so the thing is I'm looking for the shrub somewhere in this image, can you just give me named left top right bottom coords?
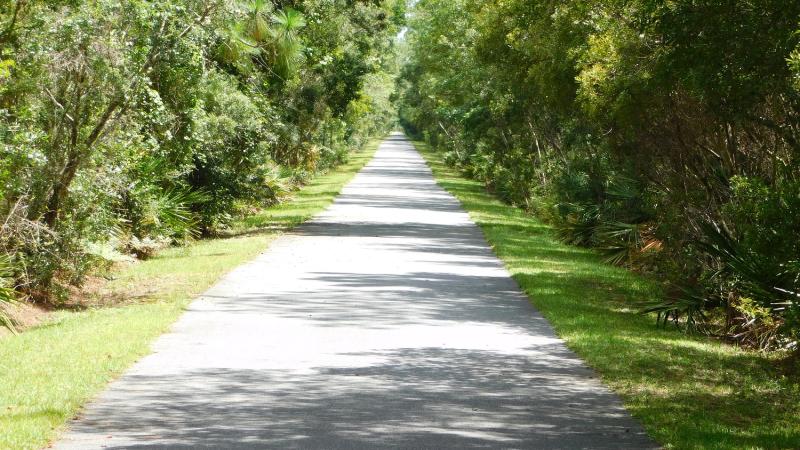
left=0, top=253, right=17, bottom=332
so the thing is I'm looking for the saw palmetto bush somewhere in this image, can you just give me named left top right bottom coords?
left=126, top=187, right=208, bottom=242
left=696, top=221, right=800, bottom=350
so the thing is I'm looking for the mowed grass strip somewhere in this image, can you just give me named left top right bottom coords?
left=0, top=140, right=380, bottom=450
left=414, top=140, right=800, bottom=450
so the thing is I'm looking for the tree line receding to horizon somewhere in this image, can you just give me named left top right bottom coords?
left=397, top=0, right=800, bottom=355
left=0, top=0, right=404, bottom=325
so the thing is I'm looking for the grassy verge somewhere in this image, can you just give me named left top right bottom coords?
left=414, top=140, right=800, bottom=449
left=0, top=140, right=380, bottom=450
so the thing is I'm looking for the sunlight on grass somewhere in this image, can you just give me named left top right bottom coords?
left=0, top=140, right=380, bottom=450
left=415, top=140, right=800, bottom=450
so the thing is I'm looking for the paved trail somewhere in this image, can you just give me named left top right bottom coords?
left=57, top=134, right=654, bottom=449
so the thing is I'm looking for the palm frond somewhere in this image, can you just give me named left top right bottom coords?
left=641, top=284, right=708, bottom=332
left=271, top=8, right=306, bottom=34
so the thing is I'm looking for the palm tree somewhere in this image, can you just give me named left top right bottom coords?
left=218, top=3, right=306, bottom=81
left=265, top=8, right=306, bottom=80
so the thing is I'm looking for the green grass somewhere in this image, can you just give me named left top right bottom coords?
left=414, top=141, right=800, bottom=450
left=0, top=140, right=380, bottom=450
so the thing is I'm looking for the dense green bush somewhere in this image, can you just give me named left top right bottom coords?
left=398, top=0, right=800, bottom=352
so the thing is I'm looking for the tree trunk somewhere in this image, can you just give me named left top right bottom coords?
left=42, top=149, right=82, bottom=228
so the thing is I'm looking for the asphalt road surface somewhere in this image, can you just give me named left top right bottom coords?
left=55, top=133, right=654, bottom=449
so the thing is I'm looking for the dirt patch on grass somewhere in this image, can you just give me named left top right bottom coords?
left=1, top=260, right=157, bottom=337
left=66, top=274, right=125, bottom=308
left=0, top=301, right=54, bottom=337
left=68, top=272, right=182, bottom=309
